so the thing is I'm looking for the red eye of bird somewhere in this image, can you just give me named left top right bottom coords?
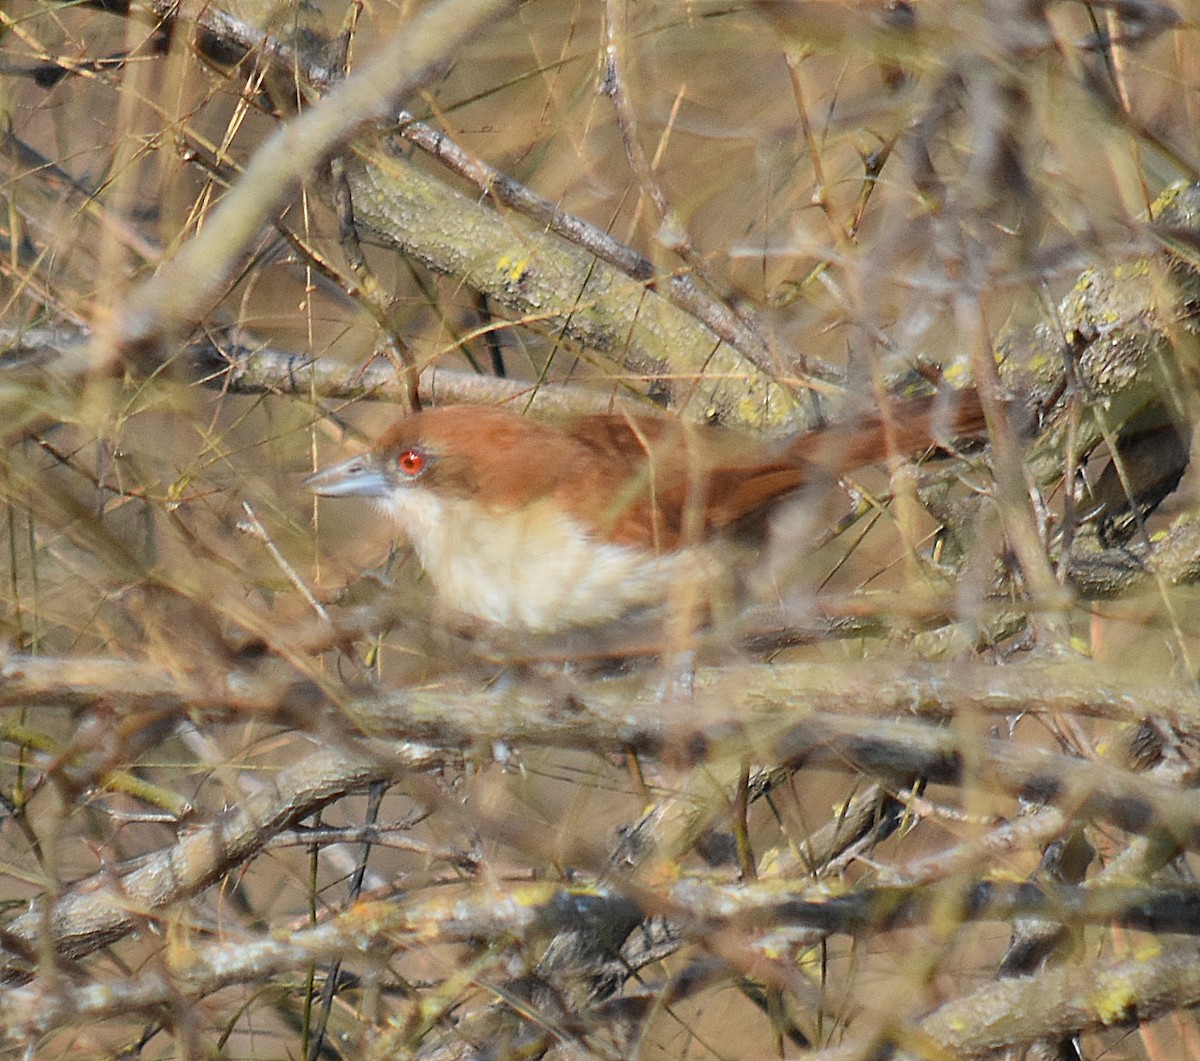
left=396, top=448, right=426, bottom=477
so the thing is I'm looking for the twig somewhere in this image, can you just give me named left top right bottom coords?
left=238, top=501, right=329, bottom=622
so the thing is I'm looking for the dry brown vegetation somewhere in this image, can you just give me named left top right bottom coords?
left=4, top=0, right=1200, bottom=1058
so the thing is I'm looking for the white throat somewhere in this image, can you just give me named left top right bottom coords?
left=377, top=488, right=714, bottom=634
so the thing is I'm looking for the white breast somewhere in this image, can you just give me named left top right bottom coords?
left=378, top=489, right=717, bottom=633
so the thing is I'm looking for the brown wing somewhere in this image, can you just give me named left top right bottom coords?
left=561, top=411, right=825, bottom=550
left=559, top=412, right=700, bottom=550
left=704, top=390, right=990, bottom=533
left=566, top=391, right=990, bottom=549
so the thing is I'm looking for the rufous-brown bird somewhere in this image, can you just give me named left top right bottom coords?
left=304, top=394, right=989, bottom=648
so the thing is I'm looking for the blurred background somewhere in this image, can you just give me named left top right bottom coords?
left=2, top=1, right=1200, bottom=1058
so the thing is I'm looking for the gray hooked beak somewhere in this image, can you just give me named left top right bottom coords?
left=303, top=454, right=391, bottom=498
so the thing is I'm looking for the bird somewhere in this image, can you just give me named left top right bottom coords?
left=304, top=393, right=990, bottom=653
